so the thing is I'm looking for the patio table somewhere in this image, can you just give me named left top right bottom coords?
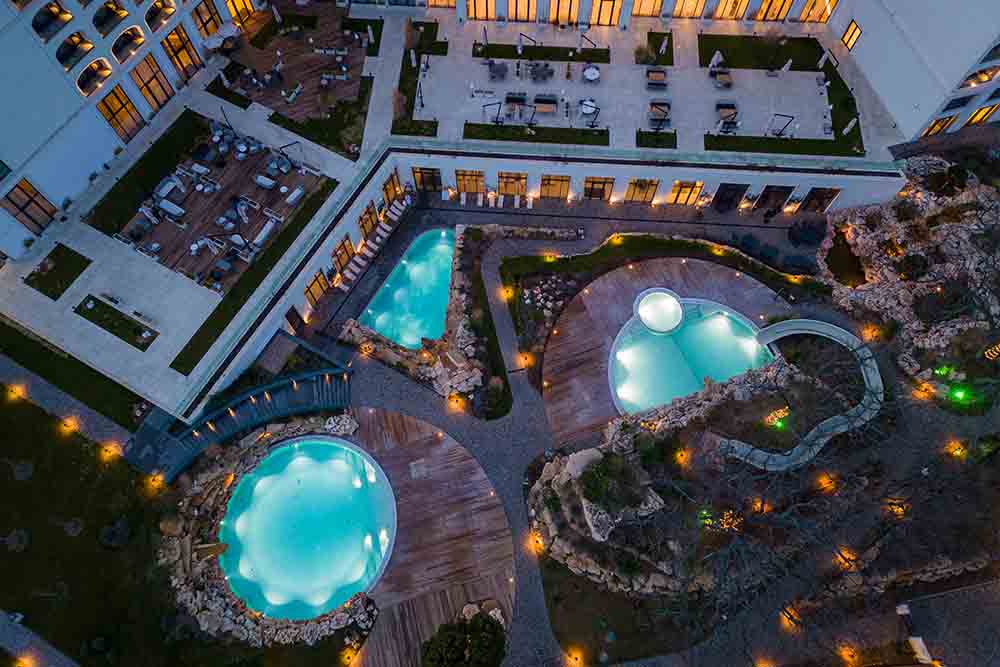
left=580, top=98, right=598, bottom=115
left=582, top=65, right=600, bottom=82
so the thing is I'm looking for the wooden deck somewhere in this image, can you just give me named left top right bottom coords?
left=346, top=408, right=515, bottom=667
left=119, top=146, right=321, bottom=293
left=542, top=258, right=794, bottom=447
left=233, top=3, right=366, bottom=123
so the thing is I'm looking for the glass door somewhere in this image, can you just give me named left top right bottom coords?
left=672, top=0, right=703, bottom=18
left=589, top=0, right=621, bottom=25
left=799, top=0, right=838, bottom=23
left=468, top=0, right=496, bottom=20
left=755, top=0, right=792, bottom=21
left=225, top=0, right=253, bottom=25
left=714, top=0, right=747, bottom=19
left=549, top=0, right=577, bottom=23
left=631, top=0, right=660, bottom=17
left=508, top=0, right=536, bottom=21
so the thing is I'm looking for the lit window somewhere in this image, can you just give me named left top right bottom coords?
left=2, top=179, right=57, bottom=235
left=942, top=95, right=975, bottom=112
left=921, top=115, right=958, bottom=137
left=665, top=180, right=703, bottom=206
left=624, top=178, right=659, bottom=204
left=539, top=175, right=569, bottom=199
left=960, top=65, right=1000, bottom=89
left=97, top=85, right=145, bottom=143
left=965, top=104, right=1000, bottom=127
left=583, top=176, right=614, bottom=200
left=841, top=20, right=861, bottom=51
left=799, top=0, right=837, bottom=23
left=412, top=168, right=442, bottom=192
left=498, top=172, right=527, bottom=196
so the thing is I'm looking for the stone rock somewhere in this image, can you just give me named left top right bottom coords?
left=636, top=489, right=665, bottom=518
left=194, top=542, right=228, bottom=560
left=324, top=414, right=359, bottom=436
left=196, top=610, right=223, bottom=634
left=582, top=499, right=618, bottom=542
left=159, top=513, right=184, bottom=537
left=488, top=607, right=505, bottom=629
left=265, top=423, right=286, bottom=435
left=461, top=603, right=480, bottom=621
left=555, top=449, right=603, bottom=486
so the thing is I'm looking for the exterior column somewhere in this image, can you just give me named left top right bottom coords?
left=457, top=0, right=468, bottom=22
left=660, top=0, right=677, bottom=18
left=536, top=0, right=550, bottom=23
left=617, top=0, right=634, bottom=29
left=787, top=0, right=810, bottom=22
left=577, top=0, right=593, bottom=25
left=745, top=0, right=765, bottom=21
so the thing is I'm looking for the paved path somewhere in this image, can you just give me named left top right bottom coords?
left=720, top=318, right=885, bottom=471
left=0, top=354, right=131, bottom=445
left=0, top=611, right=78, bottom=667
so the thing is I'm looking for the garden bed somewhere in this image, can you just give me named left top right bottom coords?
left=474, top=42, right=610, bottom=63
left=170, top=179, right=337, bottom=375
left=341, top=17, right=383, bottom=56
left=268, top=76, right=372, bottom=159
left=697, top=34, right=825, bottom=71
left=464, top=123, right=609, bottom=146
left=87, top=110, right=209, bottom=236
left=391, top=21, right=446, bottom=137
left=74, top=295, right=159, bottom=351
left=635, top=31, right=673, bottom=66
left=24, top=243, right=91, bottom=300
left=636, top=130, right=677, bottom=149
left=205, top=75, right=251, bottom=109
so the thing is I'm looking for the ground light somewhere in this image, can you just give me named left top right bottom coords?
left=948, top=385, right=973, bottom=404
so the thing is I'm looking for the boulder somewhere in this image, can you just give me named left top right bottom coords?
left=159, top=513, right=184, bottom=537
left=196, top=610, right=223, bottom=634
left=461, top=603, right=480, bottom=621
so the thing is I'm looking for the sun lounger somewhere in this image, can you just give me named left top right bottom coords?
left=513, top=195, right=520, bottom=208
left=646, top=68, right=668, bottom=90
left=344, top=266, right=358, bottom=281
left=477, top=192, right=484, bottom=207
left=497, top=194, right=505, bottom=207
left=377, top=221, right=392, bottom=234
left=527, top=196, right=534, bottom=209
left=441, top=190, right=451, bottom=202
left=360, top=246, right=376, bottom=259
left=460, top=192, right=467, bottom=205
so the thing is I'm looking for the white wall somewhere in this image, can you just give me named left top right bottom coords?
left=834, top=0, right=1000, bottom=139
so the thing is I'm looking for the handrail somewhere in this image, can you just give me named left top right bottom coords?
left=177, top=366, right=351, bottom=439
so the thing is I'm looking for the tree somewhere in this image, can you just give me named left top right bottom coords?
left=422, top=614, right=506, bottom=667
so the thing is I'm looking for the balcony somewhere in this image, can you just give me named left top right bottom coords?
left=32, top=1, right=74, bottom=42
left=144, top=0, right=175, bottom=32
left=93, top=0, right=128, bottom=37
left=77, top=58, right=112, bottom=96
left=111, top=26, right=144, bottom=62
left=56, top=31, right=94, bottom=70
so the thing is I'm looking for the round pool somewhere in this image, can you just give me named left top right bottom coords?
left=218, top=436, right=397, bottom=620
left=609, top=296, right=773, bottom=415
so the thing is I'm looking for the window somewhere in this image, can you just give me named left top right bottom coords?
left=714, top=0, right=748, bottom=20
left=192, top=0, right=222, bottom=37
left=358, top=202, right=379, bottom=240
left=467, top=0, right=496, bottom=20
left=841, top=20, right=861, bottom=51
left=754, top=0, right=790, bottom=21
left=539, top=175, right=569, bottom=199
left=498, top=172, right=527, bottom=196
left=961, top=65, right=1000, bottom=89
left=590, top=0, right=622, bottom=26
left=93, top=0, right=128, bottom=38
left=77, top=58, right=112, bottom=96
left=428, top=0, right=455, bottom=6
left=548, top=0, right=577, bottom=23
left=161, top=24, right=202, bottom=82
left=624, top=179, right=659, bottom=204
left=111, top=26, right=144, bottom=63
left=412, top=168, right=442, bottom=192
left=942, top=95, right=975, bottom=112
left=672, top=0, right=703, bottom=18
left=799, top=0, right=837, bottom=23
left=982, top=42, right=1000, bottom=64
left=382, top=170, right=402, bottom=206
left=97, top=85, right=145, bottom=142
left=32, top=1, right=73, bottom=42
left=456, top=170, right=485, bottom=193
left=130, top=53, right=174, bottom=111
left=665, top=180, right=703, bottom=206
left=508, top=0, right=536, bottom=21
left=333, top=235, right=355, bottom=272
left=800, top=187, right=841, bottom=213
left=631, top=0, right=660, bottom=18
left=965, top=104, right=1000, bottom=127
left=56, top=31, right=94, bottom=70
left=145, top=0, right=175, bottom=32
left=583, top=177, right=614, bottom=200
left=225, top=0, right=253, bottom=25
left=921, top=115, right=958, bottom=137
left=2, top=180, right=57, bottom=235
left=304, top=271, right=329, bottom=308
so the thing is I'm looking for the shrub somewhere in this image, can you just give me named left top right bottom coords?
left=894, top=254, right=930, bottom=281
left=912, top=282, right=970, bottom=325
left=580, top=454, right=643, bottom=512
left=422, top=614, right=506, bottom=667
left=863, top=211, right=884, bottom=230
left=782, top=255, right=818, bottom=275
left=893, top=199, right=920, bottom=222
left=759, top=244, right=779, bottom=265
left=924, top=166, right=968, bottom=197
left=634, top=44, right=654, bottom=65
left=788, top=218, right=826, bottom=247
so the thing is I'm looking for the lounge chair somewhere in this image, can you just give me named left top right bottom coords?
left=477, top=192, right=484, bottom=207
left=513, top=195, right=521, bottom=208
left=497, top=194, right=505, bottom=207
left=646, top=68, right=668, bottom=90
left=460, top=192, right=467, bottom=205
left=526, top=196, right=534, bottom=210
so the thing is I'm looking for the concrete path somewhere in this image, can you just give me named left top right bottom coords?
left=361, top=16, right=407, bottom=156
left=0, top=611, right=78, bottom=667
left=719, top=318, right=885, bottom=471
left=0, top=354, right=132, bottom=445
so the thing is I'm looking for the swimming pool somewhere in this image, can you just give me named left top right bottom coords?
left=218, top=436, right=396, bottom=620
left=609, top=289, right=773, bottom=415
left=360, top=228, right=455, bottom=349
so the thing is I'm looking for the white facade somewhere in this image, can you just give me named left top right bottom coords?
left=0, top=0, right=248, bottom=258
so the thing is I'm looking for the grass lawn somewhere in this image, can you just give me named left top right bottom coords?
left=24, top=243, right=91, bottom=300
left=0, top=393, right=364, bottom=666
left=464, top=123, right=609, bottom=145
left=269, top=76, right=373, bottom=159
left=87, top=110, right=209, bottom=236
left=248, top=13, right=318, bottom=49
left=463, top=229, right=512, bottom=420
left=539, top=557, right=702, bottom=664
left=636, top=129, right=677, bottom=149
left=170, top=179, right=337, bottom=375
left=637, top=32, right=673, bottom=66
left=697, top=36, right=864, bottom=157
left=475, top=43, right=611, bottom=64
left=390, top=23, right=446, bottom=137
left=205, top=75, right=251, bottom=109
left=342, top=17, right=383, bottom=56
left=0, top=317, right=141, bottom=428
left=74, top=296, right=159, bottom=351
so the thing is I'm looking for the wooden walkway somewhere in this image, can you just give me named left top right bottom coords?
left=347, top=408, right=515, bottom=667
left=542, top=257, right=794, bottom=447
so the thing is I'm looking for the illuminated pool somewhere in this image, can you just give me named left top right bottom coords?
left=609, top=289, right=773, bottom=414
left=360, top=228, right=455, bottom=349
left=218, top=436, right=396, bottom=620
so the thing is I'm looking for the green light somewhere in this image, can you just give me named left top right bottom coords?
left=949, top=386, right=971, bottom=403
left=934, top=366, right=951, bottom=376
left=773, top=419, right=785, bottom=430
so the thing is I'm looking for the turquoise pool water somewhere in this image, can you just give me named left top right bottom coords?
left=218, top=437, right=396, bottom=620
left=360, top=228, right=455, bottom=349
left=609, top=301, right=773, bottom=415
